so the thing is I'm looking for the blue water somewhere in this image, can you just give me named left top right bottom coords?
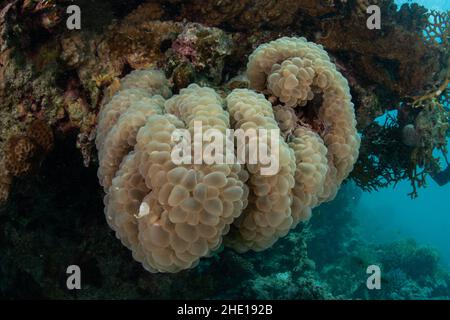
left=396, top=0, right=450, bottom=11
left=356, top=0, right=450, bottom=270
left=356, top=157, right=450, bottom=269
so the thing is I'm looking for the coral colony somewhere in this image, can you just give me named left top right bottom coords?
left=96, top=37, right=359, bottom=272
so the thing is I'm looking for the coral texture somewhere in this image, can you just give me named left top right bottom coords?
left=4, top=119, right=54, bottom=177
left=224, top=89, right=296, bottom=252
left=96, top=37, right=360, bottom=272
left=247, top=37, right=360, bottom=203
left=5, top=135, right=38, bottom=176
left=1, top=0, right=449, bottom=298
left=0, top=160, right=11, bottom=203
left=0, top=0, right=445, bottom=205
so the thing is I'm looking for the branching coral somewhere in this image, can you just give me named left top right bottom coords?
left=406, top=102, right=449, bottom=197
left=96, top=37, right=360, bottom=272
left=351, top=119, right=405, bottom=193
left=423, top=10, right=449, bottom=47
left=352, top=100, right=449, bottom=198
left=414, top=10, right=449, bottom=107
left=351, top=8, right=449, bottom=197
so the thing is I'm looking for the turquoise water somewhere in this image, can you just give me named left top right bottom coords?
left=396, top=0, right=450, bottom=11
left=356, top=0, right=450, bottom=270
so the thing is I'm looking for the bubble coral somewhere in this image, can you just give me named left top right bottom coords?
left=247, top=37, right=360, bottom=203
left=96, top=37, right=360, bottom=272
left=98, top=72, right=248, bottom=272
left=224, top=89, right=296, bottom=252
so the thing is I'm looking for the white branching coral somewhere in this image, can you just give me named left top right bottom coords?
left=96, top=36, right=360, bottom=273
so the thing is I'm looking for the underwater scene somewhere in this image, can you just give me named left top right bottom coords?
left=0, top=0, right=449, bottom=301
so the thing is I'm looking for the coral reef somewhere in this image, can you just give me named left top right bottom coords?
left=1, top=0, right=448, bottom=202
left=304, top=183, right=450, bottom=300
left=318, top=1, right=441, bottom=97
left=0, top=135, right=327, bottom=298
left=166, top=23, right=233, bottom=89
left=0, top=0, right=449, bottom=298
left=3, top=151, right=450, bottom=299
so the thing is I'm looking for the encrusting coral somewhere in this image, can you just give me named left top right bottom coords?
left=4, top=119, right=54, bottom=177
left=0, top=119, right=53, bottom=205
left=96, top=37, right=360, bottom=272
left=5, top=135, right=38, bottom=176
